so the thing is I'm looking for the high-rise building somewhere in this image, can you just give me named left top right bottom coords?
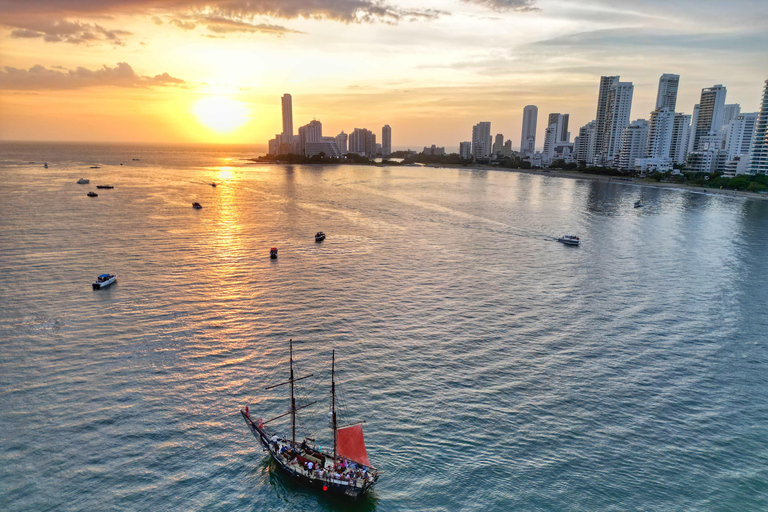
left=547, top=113, right=570, bottom=144
left=602, top=81, right=634, bottom=163
left=472, top=122, right=492, bottom=159
left=492, top=134, right=504, bottom=155
left=722, top=113, right=758, bottom=160
left=349, top=128, right=376, bottom=157
left=281, top=94, right=294, bottom=141
left=670, top=113, right=691, bottom=165
left=721, top=104, right=741, bottom=128
left=618, top=119, right=649, bottom=171
left=459, top=141, right=472, bottom=160
left=520, top=105, right=538, bottom=155
left=688, top=104, right=700, bottom=155
left=592, top=75, right=619, bottom=163
left=575, top=121, right=596, bottom=164
left=542, top=122, right=558, bottom=163
left=503, top=139, right=512, bottom=157
left=748, top=79, right=768, bottom=174
left=692, top=84, right=727, bottom=151
left=336, top=131, right=348, bottom=155
left=647, top=108, right=676, bottom=160
left=297, top=119, right=322, bottom=155
left=382, top=125, right=392, bottom=156
left=655, top=74, right=680, bottom=111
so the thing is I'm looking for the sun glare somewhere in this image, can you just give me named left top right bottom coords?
left=192, top=97, right=250, bottom=133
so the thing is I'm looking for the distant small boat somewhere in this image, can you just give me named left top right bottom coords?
left=92, top=273, right=116, bottom=289
left=270, top=247, right=278, bottom=259
left=96, top=185, right=114, bottom=189
left=87, top=191, right=98, bottom=197
left=634, top=200, right=643, bottom=208
left=210, top=183, right=217, bottom=187
left=192, top=202, right=203, bottom=209
left=557, top=235, right=580, bottom=246
left=90, top=166, right=101, bottom=169
left=77, top=178, right=90, bottom=184
left=315, top=232, right=326, bottom=242
left=132, top=158, right=140, bottom=161
left=44, top=163, right=48, bottom=168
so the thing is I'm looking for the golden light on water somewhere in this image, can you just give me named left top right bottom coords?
left=192, top=97, right=250, bottom=133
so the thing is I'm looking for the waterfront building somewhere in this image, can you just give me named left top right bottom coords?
left=422, top=145, right=445, bottom=156
left=688, top=104, right=700, bottom=155
left=722, top=112, right=758, bottom=160
left=520, top=105, right=537, bottom=155
left=602, top=81, right=634, bottom=164
left=472, top=122, right=492, bottom=159
left=655, top=73, right=680, bottom=111
left=647, top=107, right=676, bottom=160
left=492, top=134, right=504, bottom=156
left=542, top=123, right=558, bottom=163
left=305, top=138, right=342, bottom=158
left=692, top=84, right=727, bottom=152
left=591, top=75, right=619, bottom=164
left=617, top=119, right=649, bottom=171
left=670, top=113, right=691, bottom=165
left=575, top=121, right=596, bottom=164
left=459, top=141, right=472, bottom=159
left=349, top=128, right=376, bottom=157
left=297, top=120, right=322, bottom=156
left=281, top=94, right=294, bottom=142
left=336, top=131, right=348, bottom=155
left=382, top=125, right=391, bottom=156
left=503, top=139, right=512, bottom=157
left=748, top=79, right=768, bottom=174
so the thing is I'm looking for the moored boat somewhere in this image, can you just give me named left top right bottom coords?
left=77, top=178, right=90, bottom=184
left=192, top=202, right=203, bottom=209
left=89, top=166, right=101, bottom=169
left=92, top=273, right=116, bottom=289
left=241, top=340, right=379, bottom=499
left=44, top=163, right=48, bottom=168
left=270, top=247, right=278, bottom=259
left=96, top=185, right=114, bottom=189
left=557, top=235, right=580, bottom=245
left=87, top=191, right=98, bottom=197
left=315, top=232, right=326, bottom=242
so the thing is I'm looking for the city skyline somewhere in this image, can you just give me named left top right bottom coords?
left=1, top=1, right=767, bottom=147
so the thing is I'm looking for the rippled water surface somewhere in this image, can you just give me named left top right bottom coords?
left=1, top=142, right=767, bottom=511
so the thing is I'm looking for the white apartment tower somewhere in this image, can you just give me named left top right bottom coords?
left=547, top=113, right=570, bottom=143
left=602, top=81, right=634, bottom=163
left=575, top=121, right=597, bottom=164
left=382, top=125, right=392, bottom=156
left=520, top=105, right=538, bottom=155
left=670, top=113, right=692, bottom=165
left=721, top=104, right=741, bottom=128
left=692, top=84, right=727, bottom=151
left=656, top=74, right=680, bottom=111
left=281, top=94, right=294, bottom=141
left=748, top=79, right=768, bottom=174
left=459, top=141, right=472, bottom=160
left=723, top=113, right=758, bottom=160
left=591, top=75, right=619, bottom=164
left=647, top=108, right=676, bottom=160
left=472, top=122, right=492, bottom=159
left=618, top=119, right=649, bottom=171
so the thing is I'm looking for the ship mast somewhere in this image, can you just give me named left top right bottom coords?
left=332, top=349, right=337, bottom=461
left=290, top=338, right=296, bottom=447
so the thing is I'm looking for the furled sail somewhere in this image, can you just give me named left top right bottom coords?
left=336, top=424, right=371, bottom=466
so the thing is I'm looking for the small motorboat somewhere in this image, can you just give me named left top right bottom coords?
left=44, top=163, right=48, bottom=168
left=634, top=200, right=643, bottom=208
left=96, top=185, right=114, bottom=189
left=132, top=158, right=140, bottom=161
left=89, top=166, right=101, bottom=169
left=315, top=232, right=326, bottom=242
left=270, top=247, right=278, bottom=259
left=557, top=235, right=580, bottom=246
left=77, top=178, right=90, bottom=184
left=192, top=202, right=203, bottom=209
left=87, top=191, right=98, bottom=197
left=210, top=183, right=217, bottom=187
left=92, top=274, right=116, bottom=289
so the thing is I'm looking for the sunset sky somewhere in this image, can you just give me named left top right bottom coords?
left=1, top=0, right=767, bottom=149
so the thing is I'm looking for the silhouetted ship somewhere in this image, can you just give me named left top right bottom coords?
left=241, top=340, right=379, bottom=498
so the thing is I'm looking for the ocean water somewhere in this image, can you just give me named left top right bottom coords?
left=1, top=142, right=766, bottom=512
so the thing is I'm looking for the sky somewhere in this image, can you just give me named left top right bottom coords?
left=1, top=0, right=767, bottom=150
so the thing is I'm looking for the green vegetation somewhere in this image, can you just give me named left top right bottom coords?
left=647, top=171, right=768, bottom=192
left=403, top=153, right=472, bottom=165
left=252, top=153, right=404, bottom=166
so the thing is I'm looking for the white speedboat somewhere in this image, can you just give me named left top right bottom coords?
left=557, top=235, right=580, bottom=246
left=93, top=274, right=116, bottom=289
left=77, top=178, right=90, bottom=184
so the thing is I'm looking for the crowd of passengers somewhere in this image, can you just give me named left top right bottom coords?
left=272, top=439, right=372, bottom=484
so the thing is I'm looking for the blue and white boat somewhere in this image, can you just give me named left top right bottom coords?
left=92, top=274, right=116, bottom=289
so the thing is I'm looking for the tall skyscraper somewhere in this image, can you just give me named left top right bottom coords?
left=655, top=74, right=680, bottom=111
left=602, top=81, right=634, bottom=162
left=520, top=105, right=538, bottom=155
left=647, top=108, right=675, bottom=160
left=748, top=79, right=768, bottom=174
left=592, top=75, right=619, bottom=164
left=281, top=94, right=293, bottom=141
left=547, top=113, right=570, bottom=144
left=692, top=84, right=727, bottom=151
left=721, top=104, right=741, bottom=128
left=670, top=113, right=692, bottom=165
left=722, top=113, right=758, bottom=160
left=492, top=134, right=504, bottom=155
left=382, top=125, right=391, bottom=156
left=618, top=119, right=649, bottom=171
left=349, top=128, right=376, bottom=157
left=688, top=104, right=700, bottom=155
left=472, top=122, right=492, bottom=159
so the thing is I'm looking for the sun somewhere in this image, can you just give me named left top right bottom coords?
left=192, top=96, right=250, bottom=133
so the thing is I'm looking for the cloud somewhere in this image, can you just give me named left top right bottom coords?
left=461, top=0, right=538, bottom=12
left=0, top=0, right=445, bottom=44
left=0, top=62, right=186, bottom=90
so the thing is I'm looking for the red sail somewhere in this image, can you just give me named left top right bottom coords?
left=336, top=424, right=371, bottom=467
